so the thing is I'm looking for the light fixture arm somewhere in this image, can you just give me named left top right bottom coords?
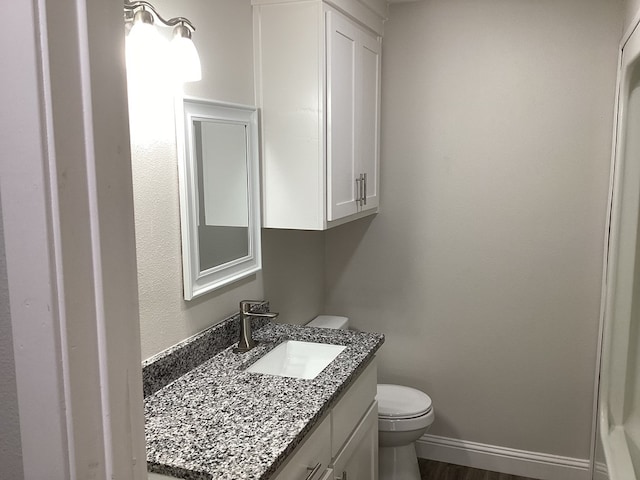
left=124, top=0, right=196, bottom=31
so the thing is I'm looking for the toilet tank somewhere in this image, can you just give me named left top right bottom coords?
left=307, top=315, right=349, bottom=330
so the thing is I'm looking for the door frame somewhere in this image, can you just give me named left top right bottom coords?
left=1, top=0, right=147, bottom=478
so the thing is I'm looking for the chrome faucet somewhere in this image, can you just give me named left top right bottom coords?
left=234, top=300, right=279, bottom=353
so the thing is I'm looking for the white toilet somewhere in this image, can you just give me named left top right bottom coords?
left=307, top=315, right=435, bottom=480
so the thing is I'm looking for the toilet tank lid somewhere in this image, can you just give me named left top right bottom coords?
left=307, top=315, right=349, bottom=330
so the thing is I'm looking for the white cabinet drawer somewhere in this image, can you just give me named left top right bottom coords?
left=273, top=414, right=331, bottom=480
left=331, top=359, right=377, bottom=457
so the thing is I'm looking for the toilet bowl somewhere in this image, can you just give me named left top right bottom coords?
left=377, top=384, right=434, bottom=480
left=307, top=315, right=435, bottom=480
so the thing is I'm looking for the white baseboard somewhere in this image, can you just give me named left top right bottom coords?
left=415, top=434, right=591, bottom=480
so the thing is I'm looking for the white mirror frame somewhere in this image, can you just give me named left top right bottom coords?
left=175, top=97, right=261, bottom=300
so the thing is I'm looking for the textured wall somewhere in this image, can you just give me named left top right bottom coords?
left=131, top=0, right=263, bottom=360
left=132, top=0, right=325, bottom=359
left=325, top=0, right=622, bottom=459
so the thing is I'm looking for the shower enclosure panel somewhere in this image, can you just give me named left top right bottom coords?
left=598, top=19, right=640, bottom=480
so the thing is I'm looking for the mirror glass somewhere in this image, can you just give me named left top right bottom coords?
left=195, top=121, right=249, bottom=270
left=176, top=98, right=261, bottom=300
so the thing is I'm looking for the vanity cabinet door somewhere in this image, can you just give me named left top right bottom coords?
left=331, top=359, right=377, bottom=457
left=332, top=402, right=378, bottom=480
left=272, top=415, right=331, bottom=480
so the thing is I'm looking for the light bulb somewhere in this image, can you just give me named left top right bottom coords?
left=171, top=24, right=202, bottom=83
left=126, top=9, right=167, bottom=82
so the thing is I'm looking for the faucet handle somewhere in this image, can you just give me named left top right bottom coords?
left=239, top=300, right=267, bottom=314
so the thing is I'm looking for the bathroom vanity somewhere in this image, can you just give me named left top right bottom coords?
left=270, top=360, right=378, bottom=480
left=143, top=316, right=384, bottom=480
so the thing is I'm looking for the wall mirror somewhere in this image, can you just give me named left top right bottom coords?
left=176, top=98, right=261, bottom=300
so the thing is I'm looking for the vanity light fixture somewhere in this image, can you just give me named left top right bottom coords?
left=124, top=0, right=202, bottom=82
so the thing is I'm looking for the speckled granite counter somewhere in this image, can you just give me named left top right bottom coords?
left=144, top=317, right=384, bottom=480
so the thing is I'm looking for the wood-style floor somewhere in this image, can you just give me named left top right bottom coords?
left=418, top=459, right=540, bottom=480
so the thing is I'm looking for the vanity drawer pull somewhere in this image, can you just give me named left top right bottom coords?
left=305, top=462, right=322, bottom=480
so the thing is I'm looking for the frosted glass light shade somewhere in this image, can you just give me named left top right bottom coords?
left=126, top=20, right=167, bottom=80
left=170, top=35, right=202, bottom=83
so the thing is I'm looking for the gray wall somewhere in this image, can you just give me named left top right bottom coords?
left=325, top=0, right=622, bottom=459
left=0, top=199, right=23, bottom=478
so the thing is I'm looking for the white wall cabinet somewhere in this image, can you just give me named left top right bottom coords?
left=253, top=0, right=383, bottom=230
left=272, top=359, right=378, bottom=480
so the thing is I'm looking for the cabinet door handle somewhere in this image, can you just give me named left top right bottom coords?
left=305, top=462, right=322, bottom=480
left=362, top=173, right=367, bottom=206
left=355, top=177, right=362, bottom=206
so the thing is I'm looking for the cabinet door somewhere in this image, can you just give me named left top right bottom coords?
left=326, top=10, right=359, bottom=222
left=332, top=402, right=378, bottom=480
left=357, top=29, right=381, bottom=212
left=274, top=415, right=331, bottom=480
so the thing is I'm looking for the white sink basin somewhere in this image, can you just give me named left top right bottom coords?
left=245, top=340, right=346, bottom=379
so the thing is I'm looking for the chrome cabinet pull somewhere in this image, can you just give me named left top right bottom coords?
left=304, top=462, right=322, bottom=480
left=355, top=177, right=362, bottom=206
left=362, top=173, right=367, bottom=206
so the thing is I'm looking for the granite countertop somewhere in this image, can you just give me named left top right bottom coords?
left=144, top=320, right=384, bottom=480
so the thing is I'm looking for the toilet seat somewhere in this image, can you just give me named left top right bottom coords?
left=377, top=384, right=433, bottom=419
left=378, top=408, right=434, bottom=432
left=377, top=384, right=434, bottom=433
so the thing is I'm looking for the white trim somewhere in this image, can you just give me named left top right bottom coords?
left=416, top=434, right=590, bottom=480
left=2, top=0, right=147, bottom=478
left=35, top=0, right=78, bottom=475
left=75, top=0, right=115, bottom=475
left=175, top=98, right=262, bottom=300
left=1, top=1, right=72, bottom=478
